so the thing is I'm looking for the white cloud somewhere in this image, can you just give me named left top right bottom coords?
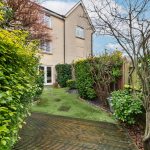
left=41, top=1, right=76, bottom=15
left=105, top=43, right=122, bottom=50
left=82, top=0, right=126, bottom=17
left=87, top=1, right=129, bottom=36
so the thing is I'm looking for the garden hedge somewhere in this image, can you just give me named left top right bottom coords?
left=74, top=59, right=96, bottom=100
left=66, top=79, right=77, bottom=89
left=0, top=29, right=42, bottom=150
left=74, top=52, right=123, bottom=101
left=55, top=64, right=72, bottom=87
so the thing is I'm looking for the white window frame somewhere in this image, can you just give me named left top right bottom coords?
left=39, top=65, right=53, bottom=85
left=75, top=26, right=85, bottom=39
left=43, top=14, right=52, bottom=28
left=40, top=41, right=52, bottom=53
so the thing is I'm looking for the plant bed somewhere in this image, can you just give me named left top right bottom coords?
left=67, top=89, right=78, bottom=94
left=88, top=98, right=111, bottom=112
left=79, top=97, right=112, bottom=115
left=121, top=123, right=144, bottom=150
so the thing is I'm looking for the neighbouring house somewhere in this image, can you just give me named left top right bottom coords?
left=39, top=1, right=95, bottom=85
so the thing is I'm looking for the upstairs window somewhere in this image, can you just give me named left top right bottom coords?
left=76, top=26, right=84, bottom=39
left=43, top=15, right=52, bottom=28
left=40, top=41, right=52, bottom=53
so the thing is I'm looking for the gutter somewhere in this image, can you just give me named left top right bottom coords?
left=64, top=18, right=66, bottom=64
left=91, top=32, right=94, bottom=56
left=42, top=6, right=65, bottom=20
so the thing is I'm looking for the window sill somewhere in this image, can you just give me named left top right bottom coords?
left=40, top=51, right=53, bottom=55
left=43, top=25, right=52, bottom=30
left=76, top=36, right=85, bottom=40
left=46, top=27, right=53, bottom=30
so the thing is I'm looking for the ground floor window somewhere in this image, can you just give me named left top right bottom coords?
left=39, top=66, right=52, bottom=85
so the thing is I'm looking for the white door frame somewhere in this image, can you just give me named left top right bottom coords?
left=40, top=65, right=53, bottom=85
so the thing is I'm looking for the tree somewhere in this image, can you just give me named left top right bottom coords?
left=86, top=0, right=150, bottom=149
left=89, top=51, right=123, bottom=106
left=2, top=0, right=51, bottom=40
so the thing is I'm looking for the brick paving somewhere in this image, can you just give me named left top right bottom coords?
left=13, top=113, right=138, bottom=150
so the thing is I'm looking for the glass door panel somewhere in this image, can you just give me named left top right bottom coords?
left=47, top=67, right=52, bottom=83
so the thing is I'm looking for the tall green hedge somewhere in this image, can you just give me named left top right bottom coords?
left=0, top=29, right=42, bottom=149
left=74, top=59, right=96, bottom=100
left=74, top=52, right=123, bottom=101
left=55, top=64, right=72, bottom=87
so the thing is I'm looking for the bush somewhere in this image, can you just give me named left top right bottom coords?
left=52, top=82, right=59, bottom=88
left=55, top=64, right=72, bottom=87
left=74, top=52, right=123, bottom=101
left=66, top=79, right=77, bottom=89
left=34, top=72, right=44, bottom=100
left=111, top=90, right=143, bottom=124
left=88, top=51, right=123, bottom=105
left=0, top=29, right=42, bottom=149
left=74, top=59, right=96, bottom=100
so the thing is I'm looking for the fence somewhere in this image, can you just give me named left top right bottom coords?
left=120, top=57, right=140, bottom=89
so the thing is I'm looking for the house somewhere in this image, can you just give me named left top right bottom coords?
left=39, top=1, right=95, bottom=85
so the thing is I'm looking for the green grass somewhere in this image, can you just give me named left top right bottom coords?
left=32, top=87, right=116, bottom=123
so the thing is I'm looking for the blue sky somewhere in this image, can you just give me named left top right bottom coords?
left=42, top=0, right=119, bottom=54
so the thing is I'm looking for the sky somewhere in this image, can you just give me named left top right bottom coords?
left=41, top=0, right=120, bottom=54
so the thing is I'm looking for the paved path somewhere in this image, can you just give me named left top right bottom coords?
left=13, top=113, right=138, bottom=150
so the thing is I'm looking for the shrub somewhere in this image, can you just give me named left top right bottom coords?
left=88, top=51, right=123, bottom=105
left=52, top=82, right=59, bottom=88
left=55, top=64, right=72, bottom=87
left=0, top=29, right=42, bottom=149
left=67, top=79, right=77, bottom=89
left=74, top=59, right=96, bottom=100
left=74, top=51, right=122, bottom=101
left=111, top=90, right=143, bottom=124
left=34, top=72, right=44, bottom=100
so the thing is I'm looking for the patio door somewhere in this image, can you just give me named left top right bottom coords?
left=39, top=66, right=52, bottom=85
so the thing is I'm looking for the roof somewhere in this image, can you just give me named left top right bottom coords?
left=41, top=1, right=77, bottom=16
left=41, top=0, right=95, bottom=32
left=65, top=1, right=84, bottom=17
left=65, top=1, right=95, bottom=32
left=41, top=5, right=65, bottom=19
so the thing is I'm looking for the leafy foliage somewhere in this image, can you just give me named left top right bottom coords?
left=74, top=59, right=96, bottom=100
left=55, top=64, right=72, bottom=87
left=111, top=90, right=143, bottom=124
left=74, top=51, right=123, bottom=101
left=0, top=28, right=42, bottom=149
left=66, top=79, right=77, bottom=89
left=34, top=72, right=44, bottom=100
left=89, top=51, right=123, bottom=104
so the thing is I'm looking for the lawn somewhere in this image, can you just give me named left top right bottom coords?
left=32, top=87, right=116, bottom=123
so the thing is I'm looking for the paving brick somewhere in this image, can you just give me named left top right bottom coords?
left=13, top=113, right=138, bottom=150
